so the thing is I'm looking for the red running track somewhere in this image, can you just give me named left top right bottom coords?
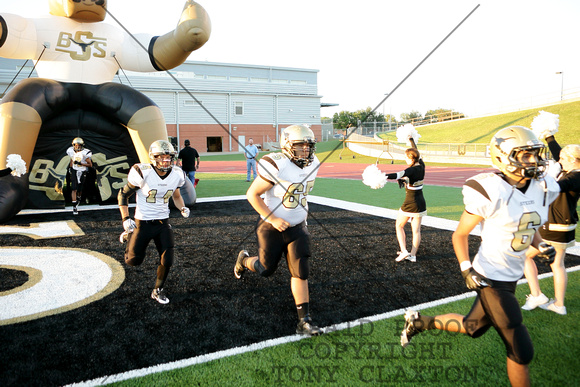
left=201, top=161, right=494, bottom=188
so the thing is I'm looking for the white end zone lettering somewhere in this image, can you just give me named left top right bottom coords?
left=0, top=247, right=125, bottom=326
left=0, top=221, right=84, bottom=239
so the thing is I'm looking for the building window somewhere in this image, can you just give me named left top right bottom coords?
left=207, top=75, right=227, bottom=80
left=184, top=100, right=202, bottom=106
left=234, top=102, right=244, bottom=115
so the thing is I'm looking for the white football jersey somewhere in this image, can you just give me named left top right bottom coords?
left=258, top=153, right=320, bottom=227
left=128, top=164, right=185, bottom=221
left=463, top=172, right=560, bottom=281
left=67, top=147, right=92, bottom=172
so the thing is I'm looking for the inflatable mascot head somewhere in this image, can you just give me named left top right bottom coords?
left=49, top=0, right=107, bottom=22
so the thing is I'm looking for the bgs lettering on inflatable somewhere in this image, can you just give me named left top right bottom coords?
left=0, top=0, right=210, bottom=223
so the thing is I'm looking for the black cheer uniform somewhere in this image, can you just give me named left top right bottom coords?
left=540, top=136, right=580, bottom=247
left=386, top=158, right=427, bottom=217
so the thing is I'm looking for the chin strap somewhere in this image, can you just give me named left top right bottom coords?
left=541, top=177, right=548, bottom=206
left=506, top=175, right=526, bottom=204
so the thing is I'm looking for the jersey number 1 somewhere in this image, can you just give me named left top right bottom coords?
left=146, top=189, right=173, bottom=203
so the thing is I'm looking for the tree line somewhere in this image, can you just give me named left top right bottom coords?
left=328, top=107, right=465, bottom=129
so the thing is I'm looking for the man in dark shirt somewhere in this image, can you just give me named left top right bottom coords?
left=178, top=139, right=200, bottom=186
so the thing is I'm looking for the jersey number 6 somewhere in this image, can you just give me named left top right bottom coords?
left=283, top=180, right=315, bottom=209
left=512, top=211, right=541, bottom=252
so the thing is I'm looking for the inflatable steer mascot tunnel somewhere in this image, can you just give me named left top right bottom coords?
left=0, top=0, right=211, bottom=222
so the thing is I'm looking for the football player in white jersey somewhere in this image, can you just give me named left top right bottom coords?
left=118, top=140, right=190, bottom=304
left=66, top=137, right=93, bottom=215
left=400, top=126, right=560, bottom=387
left=234, top=125, right=323, bottom=336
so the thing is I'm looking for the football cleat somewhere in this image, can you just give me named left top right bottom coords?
left=521, top=293, right=549, bottom=310
left=296, top=316, right=323, bottom=336
left=400, top=310, right=421, bottom=348
left=151, top=288, right=169, bottom=304
left=234, top=250, right=249, bottom=279
left=72, top=206, right=79, bottom=215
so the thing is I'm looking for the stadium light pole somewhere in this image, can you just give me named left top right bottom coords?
left=383, top=93, right=391, bottom=131
left=556, top=71, right=563, bottom=101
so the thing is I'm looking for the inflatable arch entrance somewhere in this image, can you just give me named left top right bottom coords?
left=0, top=0, right=211, bottom=222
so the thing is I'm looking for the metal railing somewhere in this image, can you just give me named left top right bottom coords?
left=340, top=133, right=490, bottom=165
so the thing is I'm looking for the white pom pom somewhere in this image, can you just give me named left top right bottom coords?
left=396, top=124, right=421, bottom=146
left=530, top=110, right=559, bottom=140
left=362, top=164, right=388, bottom=189
left=6, top=154, right=27, bottom=177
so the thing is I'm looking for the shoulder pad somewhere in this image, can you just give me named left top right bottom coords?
left=468, top=172, right=497, bottom=181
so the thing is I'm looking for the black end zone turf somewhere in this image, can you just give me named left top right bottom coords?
left=0, top=201, right=577, bottom=386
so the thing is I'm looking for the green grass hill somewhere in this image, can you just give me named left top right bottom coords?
left=379, top=99, right=580, bottom=146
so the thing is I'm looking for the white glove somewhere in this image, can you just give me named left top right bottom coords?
left=181, top=206, right=190, bottom=218
left=123, top=218, right=136, bottom=232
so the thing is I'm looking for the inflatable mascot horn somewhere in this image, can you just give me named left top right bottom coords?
left=0, top=0, right=210, bottom=222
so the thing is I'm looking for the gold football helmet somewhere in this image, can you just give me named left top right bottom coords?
left=149, top=140, right=177, bottom=172
left=72, top=137, right=84, bottom=151
left=489, top=126, right=546, bottom=179
left=280, top=125, right=316, bottom=168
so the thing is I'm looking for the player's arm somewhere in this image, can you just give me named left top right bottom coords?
left=452, top=210, right=481, bottom=265
left=84, top=157, right=93, bottom=168
left=172, top=188, right=190, bottom=217
left=246, top=176, right=290, bottom=232
left=118, top=183, right=138, bottom=230
left=453, top=210, right=490, bottom=289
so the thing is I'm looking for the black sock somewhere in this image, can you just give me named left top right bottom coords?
left=155, top=265, right=170, bottom=289
left=296, top=303, right=309, bottom=320
left=72, top=201, right=77, bottom=208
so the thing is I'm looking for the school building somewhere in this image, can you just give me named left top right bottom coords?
left=0, top=58, right=326, bottom=153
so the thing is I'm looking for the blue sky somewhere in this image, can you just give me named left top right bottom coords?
left=3, top=0, right=579, bottom=119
